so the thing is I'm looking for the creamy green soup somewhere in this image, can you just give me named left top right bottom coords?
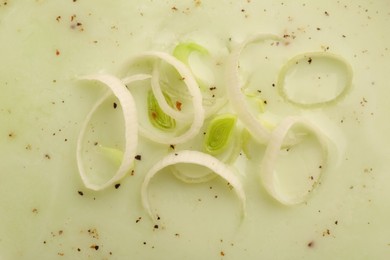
left=1, top=0, right=390, bottom=259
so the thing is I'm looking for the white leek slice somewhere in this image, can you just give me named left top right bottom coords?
left=259, top=116, right=328, bottom=205
left=277, top=52, right=353, bottom=108
left=141, top=150, right=246, bottom=222
left=127, top=51, right=205, bottom=145
left=122, top=73, right=152, bottom=85
left=77, top=74, right=147, bottom=190
left=226, top=34, right=283, bottom=144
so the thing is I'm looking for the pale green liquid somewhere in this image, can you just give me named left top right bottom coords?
left=1, top=1, right=390, bottom=259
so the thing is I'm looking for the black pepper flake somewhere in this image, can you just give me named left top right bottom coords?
left=135, top=155, right=142, bottom=161
left=307, top=241, right=314, bottom=247
left=78, top=191, right=84, bottom=196
left=90, top=245, right=99, bottom=250
left=335, top=220, right=338, bottom=225
left=154, top=224, right=159, bottom=229
left=114, top=183, right=121, bottom=189
left=113, top=102, right=117, bottom=109
left=143, top=242, right=147, bottom=245
left=324, top=11, right=329, bottom=16
left=136, top=217, right=142, bottom=223
left=170, top=144, right=175, bottom=150
left=308, top=57, right=312, bottom=64
left=77, top=248, right=81, bottom=252
left=44, top=154, right=51, bottom=160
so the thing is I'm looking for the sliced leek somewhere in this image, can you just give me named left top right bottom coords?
left=173, top=42, right=209, bottom=64
left=204, top=114, right=237, bottom=155
left=126, top=51, right=205, bottom=145
left=141, top=150, right=246, bottom=222
left=259, top=116, right=328, bottom=205
left=226, top=34, right=283, bottom=144
left=77, top=74, right=148, bottom=190
left=277, top=52, right=353, bottom=108
left=147, top=90, right=176, bottom=131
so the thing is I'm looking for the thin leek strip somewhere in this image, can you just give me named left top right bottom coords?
left=259, top=116, right=329, bottom=205
left=98, top=145, right=124, bottom=167
left=147, top=90, right=176, bottom=131
left=204, top=114, right=237, bottom=155
left=244, top=90, right=266, bottom=113
left=77, top=74, right=147, bottom=190
left=226, top=34, right=283, bottom=144
left=173, top=42, right=209, bottom=64
left=170, top=165, right=217, bottom=184
left=141, top=150, right=246, bottom=222
left=122, top=73, right=152, bottom=85
left=126, top=51, right=204, bottom=145
left=277, top=52, right=353, bottom=108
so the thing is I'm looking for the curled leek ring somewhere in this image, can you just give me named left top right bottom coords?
left=141, top=150, right=246, bottom=223
left=77, top=74, right=150, bottom=191
left=277, top=52, right=353, bottom=108
left=125, top=51, right=205, bottom=145
left=259, top=116, right=329, bottom=205
left=226, top=33, right=283, bottom=144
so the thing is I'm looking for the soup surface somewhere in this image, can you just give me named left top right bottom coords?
left=1, top=0, right=390, bottom=259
